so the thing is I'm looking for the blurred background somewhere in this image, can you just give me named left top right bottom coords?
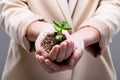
left=0, top=28, right=120, bottom=79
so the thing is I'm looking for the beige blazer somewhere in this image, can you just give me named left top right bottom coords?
left=0, top=0, right=120, bottom=80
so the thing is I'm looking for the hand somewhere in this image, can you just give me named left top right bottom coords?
left=28, top=21, right=74, bottom=73
left=68, top=31, right=85, bottom=66
left=34, top=22, right=72, bottom=57
left=35, top=54, right=72, bottom=73
left=34, top=40, right=84, bottom=73
left=34, top=22, right=55, bottom=56
left=35, top=30, right=84, bottom=73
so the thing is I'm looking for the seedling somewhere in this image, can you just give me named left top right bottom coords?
left=53, top=20, right=72, bottom=41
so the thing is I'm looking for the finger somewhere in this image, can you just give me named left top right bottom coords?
left=65, top=40, right=74, bottom=60
left=41, top=60, right=55, bottom=73
left=56, top=42, right=67, bottom=62
left=45, top=59, right=73, bottom=72
left=35, top=47, right=48, bottom=58
left=48, top=45, right=60, bottom=61
left=44, top=59, right=61, bottom=72
left=35, top=54, right=54, bottom=73
left=35, top=34, right=46, bottom=50
left=68, top=48, right=83, bottom=66
left=35, top=37, right=45, bottom=56
left=35, top=53, right=44, bottom=63
left=44, top=58, right=75, bottom=72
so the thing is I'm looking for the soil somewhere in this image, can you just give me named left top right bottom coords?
left=41, top=32, right=66, bottom=53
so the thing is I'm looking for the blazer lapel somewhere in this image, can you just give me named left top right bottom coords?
left=56, top=0, right=74, bottom=32
left=69, top=0, right=78, bottom=15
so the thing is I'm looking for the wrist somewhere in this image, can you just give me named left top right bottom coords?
left=77, top=26, right=100, bottom=47
left=26, top=21, right=51, bottom=42
left=26, top=21, right=40, bottom=41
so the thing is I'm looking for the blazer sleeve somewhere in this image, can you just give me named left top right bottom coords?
left=0, top=0, right=45, bottom=53
left=79, top=0, right=120, bottom=57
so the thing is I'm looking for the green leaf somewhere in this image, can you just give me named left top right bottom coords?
left=55, top=35, right=62, bottom=41
left=53, top=20, right=61, bottom=28
left=53, top=19, right=72, bottom=41
left=63, top=26, right=72, bottom=30
left=61, top=20, right=67, bottom=27
left=54, top=25, right=61, bottom=32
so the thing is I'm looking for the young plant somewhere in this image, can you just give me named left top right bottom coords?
left=53, top=20, right=72, bottom=41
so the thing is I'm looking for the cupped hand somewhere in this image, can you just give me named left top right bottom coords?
left=35, top=21, right=73, bottom=60
left=35, top=22, right=55, bottom=57
left=28, top=21, right=85, bottom=73
left=35, top=30, right=85, bottom=73
left=68, top=31, right=85, bottom=66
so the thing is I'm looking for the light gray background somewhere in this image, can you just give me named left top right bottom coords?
left=0, top=28, right=120, bottom=79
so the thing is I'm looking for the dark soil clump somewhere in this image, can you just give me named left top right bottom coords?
left=41, top=32, right=66, bottom=53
